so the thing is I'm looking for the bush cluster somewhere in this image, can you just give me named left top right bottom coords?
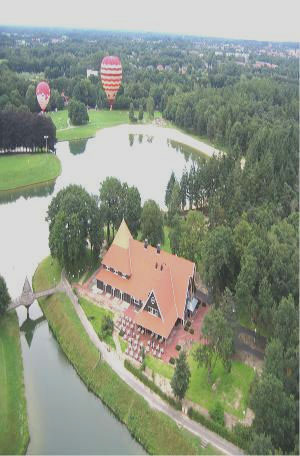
left=175, top=344, right=181, bottom=351
left=187, top=407, right=247, bottom=450
left=124, top=359, right=182, bottom=411
left=169, top=357, right=175, bottom=365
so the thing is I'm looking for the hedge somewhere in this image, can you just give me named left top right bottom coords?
left=187, top=407, right=247, bottom=451
left=125, top=360, right=182, bottom=411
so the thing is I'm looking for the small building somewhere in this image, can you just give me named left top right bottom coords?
left=87, top=69, right=99, bottom=78
left=95, top=220, right=198, bottom=340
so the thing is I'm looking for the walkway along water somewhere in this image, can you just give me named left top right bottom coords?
left=60, top=271, right=242, bottom=455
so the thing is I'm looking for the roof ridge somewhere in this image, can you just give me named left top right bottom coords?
left=167, top=264, right=179, bottom=319
left=128, top=237, right=133, bottom=276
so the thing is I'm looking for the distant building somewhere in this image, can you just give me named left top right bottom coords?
left=254, top=61, right=278, bottom=69
left=156, top=64, right=164, bottom=71
left=87, top=69, right=99, bottom=78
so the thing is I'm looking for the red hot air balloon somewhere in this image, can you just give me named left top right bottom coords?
left=100, top=56, right=122, bottom=110
left=36, top=81, right=51, bottom=112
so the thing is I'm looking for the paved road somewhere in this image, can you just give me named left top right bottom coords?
left=61, top=274, right=242, bottom=455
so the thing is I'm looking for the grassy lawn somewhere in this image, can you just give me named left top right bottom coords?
left=0, top=153, right=61, bottom=191
left=32, top=256, right=216, bottom=455
left=79, top=296, right=116, bottom=350
left=119, top=336, right=128, bottom=353
left=50, top=109, right=162, bottom=142
left=0, top=312, right=29, bottom=454
left=145, top=354, right=174, bottom=379
left=146, top=343, right=255, bottom=420
left=32, top=256, right=62, bottom=292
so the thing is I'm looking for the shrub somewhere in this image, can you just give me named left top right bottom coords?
left=187, top=407, right=247, bottom=450
left=189, top=328, right=194, bottom=334
left=125, top=360, right=182, bottom=411
left=184, top=325, right=189, bottom=331
left=101, top=315, right=114, bottom=338
left=186, top=320, right=191, bottom=327
left=176, top=344, right=181, bottom=351
left=119, top=329, right=125, bottom=337
left=88, top=315, right=95, bottom=321
left=209, top=402, right=225, bottom=426
left=169, top=357, right=175, bottom=365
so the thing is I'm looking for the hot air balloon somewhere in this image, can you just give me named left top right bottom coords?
left=36, top=81, right=51, bottom=112
left=100, top=56, right=122, bottom=110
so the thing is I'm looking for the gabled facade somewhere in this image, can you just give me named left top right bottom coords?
left=96, top=219, right=196, bottom=339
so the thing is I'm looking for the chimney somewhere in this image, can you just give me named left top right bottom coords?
left=144, top=238, right=148, bottom=249
left=156, top=243, right=161, bottom=254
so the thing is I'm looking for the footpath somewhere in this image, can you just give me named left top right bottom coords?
left=61, top=273, right=242, bottom=455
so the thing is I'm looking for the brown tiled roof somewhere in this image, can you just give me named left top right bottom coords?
left=96, top=221, right=195, bottom=337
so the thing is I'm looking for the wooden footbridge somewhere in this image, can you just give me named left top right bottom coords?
left=8, top=276, right=63, bottom=311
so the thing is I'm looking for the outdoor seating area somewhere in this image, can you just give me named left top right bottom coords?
left=116, top=314, right=166, bottom=362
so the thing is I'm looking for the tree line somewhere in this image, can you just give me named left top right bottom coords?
left=0, top=111, right=56, bottom=152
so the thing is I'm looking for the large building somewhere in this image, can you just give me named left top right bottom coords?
left=95, top=220, right=198, bottom=340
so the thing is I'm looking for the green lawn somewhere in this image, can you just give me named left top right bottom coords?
left=0, top=312, right=29, bottom=454
left=119, top=336, right=128, bottom=353
left=50, top=109, right=162, bottom=142
left=146, top=343, right=255, bottom=420
left=79, top=296, right=116, bottom=349
left=0, top=153, right=61, bottom=191
left=145, top=354, right=174, bottom=378
left=32, top=256, right=216, bottom=455
left=32, top=256, right=62, bottom=292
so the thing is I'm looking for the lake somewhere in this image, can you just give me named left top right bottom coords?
left=0, top=124, right=203, bottom=454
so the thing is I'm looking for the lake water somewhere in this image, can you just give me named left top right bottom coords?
left=0, top=125, right=202, bottom=454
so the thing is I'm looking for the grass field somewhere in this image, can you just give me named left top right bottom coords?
left=33, top=256, right=217, bottom=455
left=79, top=296, right=116, bottom=349
left=0, top=312, right=29, bottom=454
left=0, top=153, right=61, bottom=191
left=49, top=109, right=162, bottom=142
left=145, top=344, right=255, bottom=419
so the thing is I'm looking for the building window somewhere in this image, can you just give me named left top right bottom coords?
left=148, top=307, right=158, bottom=317
left=109, top=267, right=115, bottom=273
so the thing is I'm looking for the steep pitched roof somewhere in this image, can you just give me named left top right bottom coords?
left=112, top=218, right=132, bottom=249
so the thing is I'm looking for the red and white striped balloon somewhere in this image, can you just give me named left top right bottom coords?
left=100, top=56, right=122, bottom=110
left=36, top=81, right=51, bottom=112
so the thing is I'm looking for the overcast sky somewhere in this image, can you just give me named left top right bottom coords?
left=1, top=0, right=299, bottom=42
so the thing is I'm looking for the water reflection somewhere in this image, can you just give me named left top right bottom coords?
left=20, top=312, right=46, bottom=348
left=69, top=139, right=89, bottom=155
left=167, top=138, right=205, bottom=163
left=129, top=134, right=134, bottom=147
left=0, top=181, right=55, bottom=206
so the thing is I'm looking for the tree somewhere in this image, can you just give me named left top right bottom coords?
left=129, top=102, right=135, bottom=122
left=101, top=315, right=114, bottom=339
left=165, top=171, right=176, bottom=207
left=202, top=226, right=236, bottom=299
left=273, top=295, right=298, bottom=351
left=169, top=214, right=183, bottom=255
left=123, top=185, right=142, bottom=237
left=178, top=210, right=206, bottom=264
left=0, top=275, right=11, bottom=315
left=25, top=84, right=39, bottom=112
left=68, top=99, right=89, bottom=125
left=167, top=181, right=181, bottom=223
left=140, top=199, right=164, bottom=247
left=193, top=308, right=234, bottom=382
left=251, top=373, right=296, bottom=452
left=99, top=177, right=123, bottom=242
left=146, top=96, right=154, bottom=119
left=138, top=104, right=144, bottom=121
left=248, top=433, right=274, bottom=455
left=171, top=351, right=191, bottom=401
left=47, top=185, right=103, bottom=273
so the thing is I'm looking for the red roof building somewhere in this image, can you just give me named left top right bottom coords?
left=95, top=220, right=196, bottom=339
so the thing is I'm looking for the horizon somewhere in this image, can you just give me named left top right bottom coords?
left=0, top=0, right=299, bottom=43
